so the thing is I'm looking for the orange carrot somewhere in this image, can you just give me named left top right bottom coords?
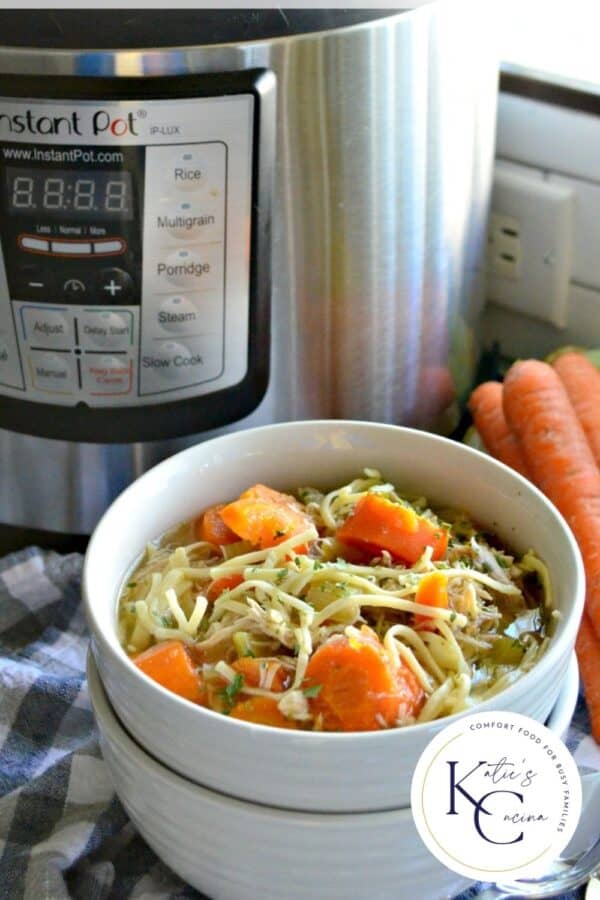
left=133, top=640, right=205, bottom=703
left=195, top=504, right=239, bottom=546
left=576, top=613, right=600, bottom=742
left=414, top=571, right=448, bottom=628
left=468, top=381, right=531, bottom=478
left=231, top=656, right=289, bottom=692
left=220, top=483, right=313, bottom=551
left=553, top=352, right=600, bottom=468
left=229, top=696, right=298, bottom=729
left=503, top=359, right=600, bottom=642
left=303, top=627, right=423, bottom=731
left=206, top=573, right=244, bottom=602
left=336, top=493, right=448, bottom=565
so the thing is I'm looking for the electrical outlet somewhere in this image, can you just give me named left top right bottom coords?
left=488, top=212, right=521, bottom=280
left=487, top=164, right=574, bottom=327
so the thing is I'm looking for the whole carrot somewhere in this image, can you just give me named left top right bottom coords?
left=553, top=352, right=600, bottom=468
left=576, top=613, right=600, bottom=743
left=468, top=381, right=531, bottom=477
left=503, top=359, right=600, bottom=641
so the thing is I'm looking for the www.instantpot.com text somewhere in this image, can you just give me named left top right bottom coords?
left=1, top=146, right=124, bottom=165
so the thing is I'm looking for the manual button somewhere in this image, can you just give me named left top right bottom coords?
left=30, top=350, right=75, bottom=394
left=20, top=306, right=72, bottom=349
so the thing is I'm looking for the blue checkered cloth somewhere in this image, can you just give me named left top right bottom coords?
left=0, top=547, right=598, bottom=899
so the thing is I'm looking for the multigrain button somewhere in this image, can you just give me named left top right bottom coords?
left=30, top=351, right=74, bottom=393
left=156, top=200, right=220, bottom=242
left=20, top=306, right=72, bottom=349
left=79, top=310, right=133, bottom=350
left=157, top=296, right=199, bottom=334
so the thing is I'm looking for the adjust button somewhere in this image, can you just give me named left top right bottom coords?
left=96, top=268, right=135, bottom=303
left=79, top=309, right=133, bottom=351
left=30, top=350, right=75, bottom=394
left=20, top=306, right=72, bottom=349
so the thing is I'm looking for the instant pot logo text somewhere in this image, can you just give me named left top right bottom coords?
left=0, top=108, right=139, bottom=137
left=410, top=711, right=582, bottom=881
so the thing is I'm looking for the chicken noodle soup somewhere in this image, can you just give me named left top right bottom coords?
left=118, top=471, right=555, bottom=731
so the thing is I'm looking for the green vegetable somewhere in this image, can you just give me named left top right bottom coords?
left=233, top=632, right=255, bottom=658
left=304, top=684, right=322, bottom=698
left=490, top=635, right=525, bottom=666
left=220, top=672, right=245, bottom=710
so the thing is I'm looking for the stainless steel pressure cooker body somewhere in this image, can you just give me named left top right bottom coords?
left=0, top=6, right=498, bottom=538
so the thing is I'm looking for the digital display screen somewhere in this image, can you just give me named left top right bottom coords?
left=5, top=168, right=134, bottom=220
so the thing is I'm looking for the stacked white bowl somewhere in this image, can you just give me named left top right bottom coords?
left=83, top=421, right=585, bottom=900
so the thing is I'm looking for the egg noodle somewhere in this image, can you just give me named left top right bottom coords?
left=118, top=470, right=555, bottom=728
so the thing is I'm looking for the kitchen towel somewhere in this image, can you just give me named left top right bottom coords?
left=0, top=546, right=598, bottom=900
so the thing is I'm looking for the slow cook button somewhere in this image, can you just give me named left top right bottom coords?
left=79, top=310, right=133, bottom=350
left=20, top=306, right=72, bottom=348
left=142, top=341, right=204, bottom=383
left=83, top=355, right=132, bottom=395
left=30, top=351, right=75, bottom=393
left=157, top=295, right=199, bottom=334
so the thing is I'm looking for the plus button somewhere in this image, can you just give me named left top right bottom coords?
left=103, top=279, right=122, bottom=297
left=96, top=268, right=134, bottom=304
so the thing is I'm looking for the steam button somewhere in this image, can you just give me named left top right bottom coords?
left=157, top=296, right=198, bottom=334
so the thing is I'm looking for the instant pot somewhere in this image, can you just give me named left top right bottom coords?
left=0, top=6, right=498, bottom=547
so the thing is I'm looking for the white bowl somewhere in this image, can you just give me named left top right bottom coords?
left=83, top=421, right=584, bottom=813
left=87, top=649, right=471, bottom=900
left=88, top=651, right=580, bottom=900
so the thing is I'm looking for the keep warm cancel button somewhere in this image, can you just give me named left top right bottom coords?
left=82, top=355, right=133, bottom=396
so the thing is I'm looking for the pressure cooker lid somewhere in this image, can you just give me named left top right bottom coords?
left=0, top=9, right=405, bottom=51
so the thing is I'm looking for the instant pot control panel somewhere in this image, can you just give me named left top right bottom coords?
left=0, top=72, right=273, bottom=441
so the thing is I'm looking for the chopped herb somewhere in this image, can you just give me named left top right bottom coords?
left=160, top=615, right=171, bottom=627
left=494, top=552, right=510, bottom=568
left=274, top=529, right=286, bottom=538
left=450, top=611, right=457, bottom=623
left=313, top=561, right=323, bottom=571
left=294, top=556, right=302, bottom=566
left=276, top=568, right=288, bottom=584
left=127, top=582, right=137, bottom=588
left=303, top=684, right=322, bottom=698
left=481, top=562, right=492, bottom=574
left=220, top=672, right=245, bottom=710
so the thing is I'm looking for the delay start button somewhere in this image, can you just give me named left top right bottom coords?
left=79, top=310, right=133, bottom=351
left=141, top=341, right=204, bottom=382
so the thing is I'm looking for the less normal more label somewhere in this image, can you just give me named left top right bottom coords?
left=410, top=711, right=582, bottom=881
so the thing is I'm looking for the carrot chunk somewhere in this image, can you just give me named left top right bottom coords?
left=206, top=574, right=244, bottom=602
left=195, top=504, right=239, bottom=546
left=133, top=640, right=205, bottom=703
left=231, top=657, right=289, bottom=692
left=229, top=696, right=298, bottom=729
left=220, top=483, right=312, bottom=550
left=303, top=628, right=424, bottom=732
left=336, top=494, right=448, bottom=564
left=414, top=571, right=449, bottom=628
